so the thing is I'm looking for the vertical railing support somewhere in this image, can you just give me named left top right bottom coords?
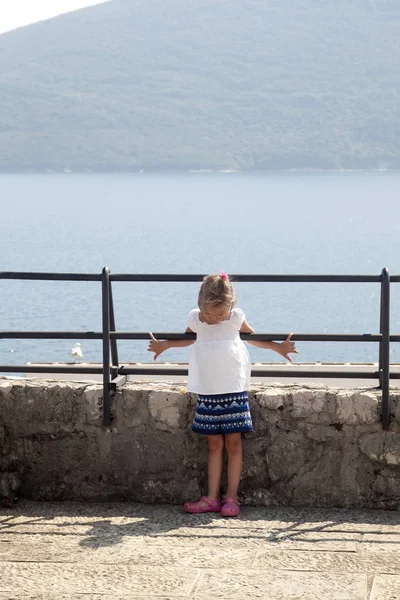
left=380, top=268, right=391, bottom=430
left=102, top=267, right=111, bottom=426
left=109, top=278, right=119, bottom=380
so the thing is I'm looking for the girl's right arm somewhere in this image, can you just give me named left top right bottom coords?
left=148, top=330, right=195, bottom=361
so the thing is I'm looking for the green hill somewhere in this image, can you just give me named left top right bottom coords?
left=0, top=0, right=399, bottom=171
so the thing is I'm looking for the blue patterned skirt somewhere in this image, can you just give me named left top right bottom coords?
left=192, top=391, right=253, bottom=435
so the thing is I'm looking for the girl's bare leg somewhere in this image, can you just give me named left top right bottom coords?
left=224, top=432, right=243, bottom=499
left=206, top=434, right=224, bottom=500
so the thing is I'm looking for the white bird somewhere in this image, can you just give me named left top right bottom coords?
left=71, top=343, right=83, bottom=360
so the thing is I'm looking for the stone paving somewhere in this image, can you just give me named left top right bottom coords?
left=1, top=501, right=400, bottom=599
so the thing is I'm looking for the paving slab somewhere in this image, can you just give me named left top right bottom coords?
left=370, top=575, right=400, bottom=600
left=1, top=501, right=400, bottom=599
left=195, top=570, right=367, bottom=599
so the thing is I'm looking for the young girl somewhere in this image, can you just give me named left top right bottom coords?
left=148, top=272, right=298, bottom=517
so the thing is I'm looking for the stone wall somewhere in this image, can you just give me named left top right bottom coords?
left=1, top=377, right=400, bottom=509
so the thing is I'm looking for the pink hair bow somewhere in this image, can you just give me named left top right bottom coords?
left=220, top=271, right=228, bottom=279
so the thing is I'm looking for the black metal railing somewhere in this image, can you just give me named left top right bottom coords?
left=0, top=268, right=398, bottom=430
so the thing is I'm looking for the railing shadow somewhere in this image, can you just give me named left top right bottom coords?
left=1, top=502, right=400, bottom=551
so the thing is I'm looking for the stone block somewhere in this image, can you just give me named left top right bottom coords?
left=241, top=487, right=276, bottom=506
left=112, top=388, right=151, bottom=428
left=390, top=394, right=400, bottom=426
left=304, top=423, right=339, bottom=442
left=266, top=431, right=310, bottom=482
left=335, top=390, right=379, bottom=424
left=282, top=446, right=364, bottom=508
left=290, top=390, right=327, bottom=418
left=0, top=471, right=21, bottom=499
left=80, top=385, right=103, bottom=424
left=2, top=380, right=88, bottom=435
left=372, top=474, right=400, bottom=506
left=257, top=389, right=284, bottom=410
left=359, top=431, right=400, bottom=466
left=148, top=391, right=182, bottom=430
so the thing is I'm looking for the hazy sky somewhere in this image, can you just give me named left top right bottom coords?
left=0, top=1, right=109, bottom=35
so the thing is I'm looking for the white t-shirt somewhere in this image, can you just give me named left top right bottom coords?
left=186, top=307, right=251, bottom=395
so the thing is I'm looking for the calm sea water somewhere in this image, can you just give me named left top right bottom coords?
left=1, top=171, right=400, bottom=367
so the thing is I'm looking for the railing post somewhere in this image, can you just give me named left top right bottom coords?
left=102, top=267, right=111, bottom=426
left=380, top=268, right=391, bottom=430
left=379, top=302, right=382, bottom=381
left=109, top=278, right=119, bottom=380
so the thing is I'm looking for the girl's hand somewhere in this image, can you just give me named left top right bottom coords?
left=277, top=333, right=299, bottom=362
left=148, top=332, right=168, bottom=361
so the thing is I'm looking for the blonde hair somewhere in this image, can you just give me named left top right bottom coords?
left=198, top=273, right=235, bottom=309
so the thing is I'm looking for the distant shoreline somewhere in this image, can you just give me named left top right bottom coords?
left=0, top=168, right=399, bottom=175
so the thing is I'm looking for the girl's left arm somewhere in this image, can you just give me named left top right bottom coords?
left=240, top=320, right=298, bottom=362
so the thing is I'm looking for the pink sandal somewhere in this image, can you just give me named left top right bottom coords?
left=221, top=497, right=240, bottom=517
left=184, top=496, right=222, bottom=514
